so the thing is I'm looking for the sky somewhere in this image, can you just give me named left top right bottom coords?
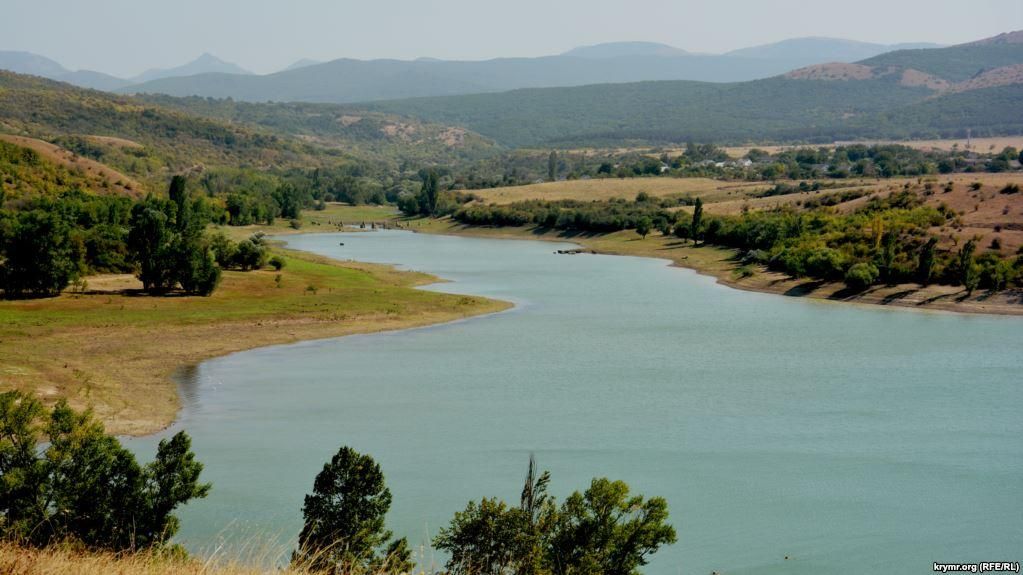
left=3, top=0, right=1021, bottom=77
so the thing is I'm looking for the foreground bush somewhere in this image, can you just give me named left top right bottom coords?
left=434, top=457, right=676, bottom=575
left=0, top=391, right=210, bottom=550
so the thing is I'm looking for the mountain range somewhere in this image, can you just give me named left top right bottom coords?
left=354, top=33, right=1023, bottom=147
left=0, top=51, right=250, bottom=91
left=114, top=37, right=951, bottom=104
left=0, top=36, right=950, bottom=104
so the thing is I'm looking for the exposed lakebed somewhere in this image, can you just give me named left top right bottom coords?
left=128, top=230, right=1023, bottom=575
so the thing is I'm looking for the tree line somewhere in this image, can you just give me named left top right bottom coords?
left=0, top=176, right=279, bottom=299
left=1, top=393, right=676, bottom=575
left=451, top=189, right=1023, bottom=294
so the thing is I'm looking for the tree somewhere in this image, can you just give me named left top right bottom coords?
left=436, top=459, right=675, bottom=575
left=0, top=209, right=80, bottom=299
left=294, top=446, right=410, bottom=574
left=418, top=171, right=440, bottom=216
left=548, top=151, right=558, bottom=182
left=917, top=237, right=938, bottom=286
left=435, top=497, right=527, bottom=575
left=548, top=479, right=676, bottom=575
left=877, top=230, right=898, bottom=284
left=128, top=198, right=176, bottom=292
left=0, top=391, right=209, bottom=550
left=690, top=198, right=704, bottom=245
left=958, top=239, right=980, bottom=294
left=635, top=217, right=652, bottom=239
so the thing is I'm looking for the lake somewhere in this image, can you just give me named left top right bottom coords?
left=127, top=229, right=1023, bottom=575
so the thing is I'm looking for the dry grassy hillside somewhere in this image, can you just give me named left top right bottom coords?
left=0, top=134, right=144, bottom=196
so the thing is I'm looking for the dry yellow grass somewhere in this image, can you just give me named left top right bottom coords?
left=0, top=247, right=510, bottom=436
left=0, top=543, right=317, bottom=575
left=472, top=177, right=769, bottom=205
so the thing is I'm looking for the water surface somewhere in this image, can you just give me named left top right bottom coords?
left=129, top=230, right=1023, bottom=575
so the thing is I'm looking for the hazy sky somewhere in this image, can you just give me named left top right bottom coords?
left=4, top=0, right=1021, bottom=77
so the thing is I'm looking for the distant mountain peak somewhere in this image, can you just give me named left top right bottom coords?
left=562, top=42, right=688, bottom=59
left=132, top=53, right=251, bottom=83
left=282, top=58, right=321, bottom=72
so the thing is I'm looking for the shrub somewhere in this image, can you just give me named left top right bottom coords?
left=844, top=263, right=879, bottom=291
left=269, top=255, right=286, bottom=271
left=232, top=238, right=268, bottom=270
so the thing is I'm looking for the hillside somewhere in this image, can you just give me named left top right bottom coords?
left=361, top=77, right=937, bottom=147
left=0, top=71, right=346, bottom=187
left=356, top=32, right=1023, bottom=148
left=133, top=94, right=502, bottom=167
left=0, top=50, right=130, bottom=91
left=726, top=37, right=943, bottom=62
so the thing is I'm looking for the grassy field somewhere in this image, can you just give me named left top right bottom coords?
left=0, top=246, right=509, bottom=436
left=472, top=177, right=774, bottom=205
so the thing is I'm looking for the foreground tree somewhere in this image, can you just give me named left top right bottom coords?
left=293, top=446, right=411, bottom=574
left=0, top=391, right=210, bottom=549
left=435, top=458, right=675, bottom=575
left=549, top=479, right=676, bottom=575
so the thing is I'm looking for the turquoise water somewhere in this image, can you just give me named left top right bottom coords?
left=127, top=230, right=1023, bottom=574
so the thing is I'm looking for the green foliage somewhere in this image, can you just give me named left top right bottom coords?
left=917, top=237, right=938, bottom=285
left=293, top=446, right=411, bottom=574
left=690, top=197, right=703, bottom=244
left=125, top=179, right=242, bottom=295
left=635, top=217, right=652, bottom=239
left=269, top=255, right=287, bottom=271
left=435, top=458, right=675, bottom=575
left=0, top=140, right=108, bottom=202
left=958, top=239, right=980, bottom=294
left=550, top=478, right=676, bottom=575
left=0, top=391, right=209, bottom=550
left=231, top=237, right=269, bottom=271
left=454, top=197, right=686, bottom=234
left=0, top=208, right=81, bottom=298
left=845, top=262, right=879, bottom=291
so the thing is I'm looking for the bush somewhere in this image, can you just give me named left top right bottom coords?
left=844, top=262, right=879, bottom=291
left=232, top=238, right=268, bottom=270
left=0, top=391, right=210, bottom=550
left=269, top=255, right=286, bottom=271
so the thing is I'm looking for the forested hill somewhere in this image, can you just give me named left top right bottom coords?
left=0, top=71, right=508, bottom=186
left=356, top=33, right=1023, bottom=148
left=0, top=71, right=342, bottom=189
